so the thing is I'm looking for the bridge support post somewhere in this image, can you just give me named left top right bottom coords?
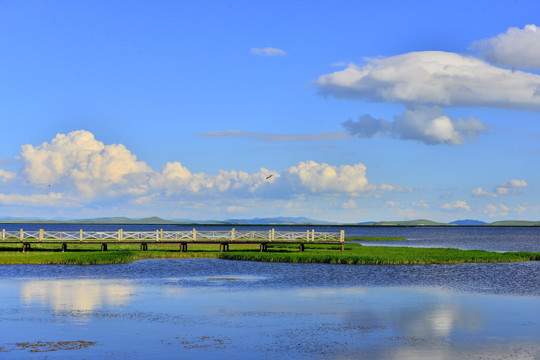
left=140, top=243, right=148, bottom=251
left=101, top=243, right=108, bottom=251
left=179, top=242, right=188, bottom=252
left=299, top=243, right=305, bottom=252
left=22, top=242, right=31, bottom=252
left=220, top=243, right=229, bottom=252
left=260, top=243, right=267, bottom=252
left=61, top=243, right=67, bottom=252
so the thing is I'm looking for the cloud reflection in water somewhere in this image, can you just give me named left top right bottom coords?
left=20, top=279, right=136, bottom=313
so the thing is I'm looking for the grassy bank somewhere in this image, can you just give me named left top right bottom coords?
left=219, top=244, right=540, bottom=265
left=0, top=242, right=538, bottom=265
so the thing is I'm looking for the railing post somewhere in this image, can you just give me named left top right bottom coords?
left=231, top=228, right=235, bottom=241
left=119, top=229, right=123, bottom=242
left=312, top=229, right=315, bottom=242
left=80, top=229, right=83, bottom=242
left=193, top=228, right=197, bottom=240
left=39, top=229, right=43, bottom=242
left=2, top=229, right=5, bottom=241
left=20, top=229, right=23, bottom=241
left=340, top=230, right=345, bottom=243
left=156, top=230, right=159, bottom=241
left=160, top=229, right=164, bottom=241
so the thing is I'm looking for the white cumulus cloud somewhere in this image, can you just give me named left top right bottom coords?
left=10, top=130, right=403, bottom=216
left=341, top=199, right=357, bottom=209
left=150, top=162, right=274, bottom=196
left=442, top=200, right=471, bottom=211
left=0, top=169, right=16, bottom=182
left=280, top=160, right=369, bottom=194
left=472, top=187, right=498, bottom=198
left=470, top=24, right=540, bottom=69
left=20, top=130, right=155, bottom=197
left=484, top=203, right=510, bottom=218
left=316, top=51, right=540, bottom=111
left=473, top=179, right=529, bottom=197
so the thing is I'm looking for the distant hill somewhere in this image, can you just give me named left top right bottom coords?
left=222, top=217, right=338, bottom=225
left=487, top=220, right=540, bottom=226
left=66, top=216, right=179, bottom=224
left=450, top=219, right=487, bottom=226
left=1, top=216, right=538, bottom=226
left=375, top=219, right=448, bottom=226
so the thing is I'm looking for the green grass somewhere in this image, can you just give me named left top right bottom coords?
left=217, top=243, right=540, bottom=264
left=0, top=242, right=538, bottom=265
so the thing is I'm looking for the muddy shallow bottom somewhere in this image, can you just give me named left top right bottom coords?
left=0, top=259, right=539, bottom=359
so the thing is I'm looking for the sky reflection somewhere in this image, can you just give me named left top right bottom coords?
left=1, top=262, right=538, bottom=359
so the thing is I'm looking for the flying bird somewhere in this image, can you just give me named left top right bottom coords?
left=265, top=174, right=273, bottom=180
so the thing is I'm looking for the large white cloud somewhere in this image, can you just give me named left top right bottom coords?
left=20, top=130, right=154, bottom=197
left=470, top=24, right=540, bottom=69
left=153, top=160, right=372, bottom=197
left=343, top=106, right=488, bottom=145
left=280, top=161, right=369, bottom=193
left=316, top=51, right=540, bottom=111
left=150, top=162, right=274, bottom=196
left=16, top=131, right=385, bottom=203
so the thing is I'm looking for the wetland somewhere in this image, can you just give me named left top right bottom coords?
left=0, top=225, right=539, bottom=359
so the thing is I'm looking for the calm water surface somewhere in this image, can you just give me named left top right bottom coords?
left=0, top=225, right=539, bottom=359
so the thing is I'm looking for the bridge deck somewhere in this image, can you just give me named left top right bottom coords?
left=1, top=228, right=346, bottom=252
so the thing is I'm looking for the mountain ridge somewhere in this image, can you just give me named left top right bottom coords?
left=0, top=216, right=537, bottom=226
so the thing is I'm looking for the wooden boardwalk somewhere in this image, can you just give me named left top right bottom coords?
left=1, top=228, right=345, bottom=252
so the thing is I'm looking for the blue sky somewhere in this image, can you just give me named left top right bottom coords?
left=1, top=0, right=540, bottom=222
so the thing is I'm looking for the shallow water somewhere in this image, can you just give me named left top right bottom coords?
left=1, top=259, right=539, bottom=359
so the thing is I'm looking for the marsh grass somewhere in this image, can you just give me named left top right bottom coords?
left=0, top=242, right=538, bottom=265
left=217, top=244, right=540, bottom=265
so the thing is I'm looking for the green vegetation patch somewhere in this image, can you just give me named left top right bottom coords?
left=217, top=243, right=540, bottom=265
left=0, top=242, right=538, bottom=266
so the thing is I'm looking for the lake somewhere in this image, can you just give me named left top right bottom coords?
left=0, top=225, right=539, bottom=359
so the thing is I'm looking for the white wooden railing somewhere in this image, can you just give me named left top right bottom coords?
left=1, top=228, right=345, bottom=243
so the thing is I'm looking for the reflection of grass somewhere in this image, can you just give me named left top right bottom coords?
left=0, top=243, right=538, bottom=265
